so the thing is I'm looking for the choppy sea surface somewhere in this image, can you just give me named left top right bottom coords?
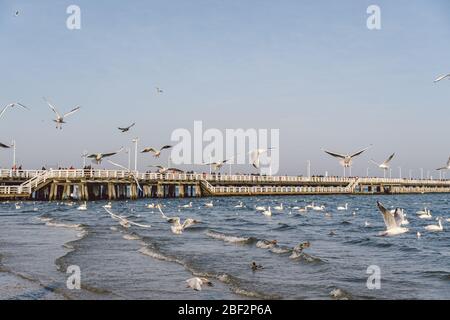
left=0, top=194, right=449, bottom=300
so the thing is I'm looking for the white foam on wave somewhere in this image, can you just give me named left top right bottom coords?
left=138, top=247, right=176, bottom=263
left=255, top=240, right=276, bottom=249
left=36, top=216, right=53, bottom=222
left=206, top=230, right=251, bottom=244
left=270, top=247, right=291, bottom=254
left=46, top=221, right=82, bottom=229
left=123, top=234, right=141, bottom=241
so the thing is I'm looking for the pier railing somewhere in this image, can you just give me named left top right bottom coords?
left=1, top=169, right=449, bottom=185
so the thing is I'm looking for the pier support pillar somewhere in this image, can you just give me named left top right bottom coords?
left=194, top=184, right=201, bottom=197
left=157, top=184, right=164, bottom=198
left=178, top=184, right=185, bottom=198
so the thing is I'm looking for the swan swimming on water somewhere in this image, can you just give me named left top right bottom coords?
left=376, top=201, right=409, bottom=236
left=262, top=207, right=272, bottom=217
left=77, top=202, right=87, bottom=211
left=234, top=201, right=244, bottom=208
left=424, top=218, right=443, bottom=232
left=180, top=202, right=193, bottom=208
left=204, top=201, right=213, bottom=208
left=273, top=203, right=283, bottom=211
left=337, top=203, right=348, bottom=211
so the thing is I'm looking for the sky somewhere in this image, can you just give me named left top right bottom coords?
left=0, top=0, right=449, bottom=177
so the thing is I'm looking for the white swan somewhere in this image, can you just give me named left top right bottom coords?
left=104, top=202, right=112, bottom=209
left=305, top=202, right=315, bottom=209
left=180, top=202, right=193, bottom=208
left=424, top=218, right=443, bottom=232
left=419, top=211, right=432, bottom=219
left=416, top=208, right=431, bottom=215
left=204, top=201, right=213, bottom=208
left=77, top=202, right=87, bottom=211
left=312, top=205, right=325, bottom=211
left=376, top=202, right=409, bottom=236
left=337, top=203, right=348, bottom=211
left=255, top=205, right=266, bottom=211
left=234, top=201, right=244, bottom=208
left=273, top=203, right=283, bottom=211
left=262, top=207, right=272, bottom=217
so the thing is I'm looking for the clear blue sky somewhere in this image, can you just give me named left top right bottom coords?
left=0, top=0, right=449, bottom=177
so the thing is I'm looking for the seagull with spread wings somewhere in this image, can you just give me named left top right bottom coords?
left=436, top=156, right=450, bottom=171
left=376, top=201, right=409, bottom=236
left=148, top=165, right=183, bottom=174
left=322, top=145, right=372, bottom=176
left=118, top=123, right=135, bottom=133
left=157, top=206, right=200, bottom=234
left=43, top=97, right=80, bottom=129
left=0, top=102, right=29, bottom=120
left=434, top=74, right=450, bottom=83
left=87, top=147, right=123, bottom=164
left=141, top=145, right=172, bottom=157
left=370, top=153, right=395, bottom=177
left=249, top=148, right=274, bottom=169
left=103, top=207, right=151, bottom=228
left=204, top=157, right=233, bottom=171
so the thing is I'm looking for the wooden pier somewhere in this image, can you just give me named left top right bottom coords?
left=0, top=169, right=450, bottom=201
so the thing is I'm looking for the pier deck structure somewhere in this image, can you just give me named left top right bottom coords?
left=0, top=169, right=449, bottom=200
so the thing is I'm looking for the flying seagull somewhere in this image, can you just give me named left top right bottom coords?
left=249, top=148, right=274, bottom=169
left=0, top=102, right=29, bottom=120
left=14, top=10, right=19, bottom=17
left=157, top=206, right=200, bottom=234
left=43, top=97, right=80, bottom=129
left=436, top=156, right=450, bottom=171
left=118, top=122, right=135, bottom=133
left=204, top=157, right=233, bottom=171
left=322, top=145, right=372, bottom=176
left=148, top=165, right=183, bottom=174
left=434, top=74, right=450, bottom=83
left=0, top=142, right=11, bottom=148
left=103, top=207, right=151, bottom=228
left=370, top=153, right=395, bottom=172
left=87, top=147, right=123, bottom=164
left=376, top=201, right=409, bottom=236
left=107, top=160, right=142, bottom=192
left=141, top=145, right=172, bottom=157
left=155, top=87, right=163, bottom=94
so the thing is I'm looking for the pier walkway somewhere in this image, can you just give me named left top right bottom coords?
left=0, top=169, right=449, bottom=200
